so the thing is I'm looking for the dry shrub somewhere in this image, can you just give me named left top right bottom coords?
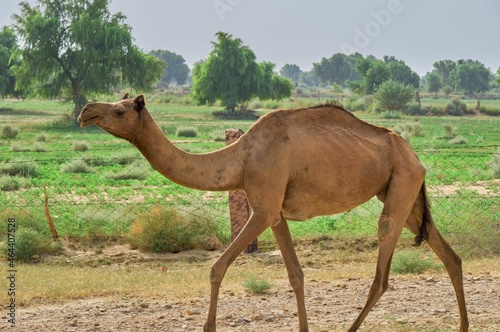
left=128, top=206, right=223, bottom=253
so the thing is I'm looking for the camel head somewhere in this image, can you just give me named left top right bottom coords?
left=79, top=93, right=146, bottom=139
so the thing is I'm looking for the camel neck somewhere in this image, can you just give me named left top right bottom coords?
left=129, top=110, right=244, bottom=191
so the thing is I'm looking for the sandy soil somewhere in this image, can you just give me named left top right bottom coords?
left=3, top=240, right=499, bottom=332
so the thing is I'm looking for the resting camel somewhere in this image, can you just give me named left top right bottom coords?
left=79, top=94, right=468, bottom=332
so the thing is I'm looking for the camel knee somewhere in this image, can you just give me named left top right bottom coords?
left=287, top=266, right=304, bottom=291
left=209, top=262, right=225, bottom=285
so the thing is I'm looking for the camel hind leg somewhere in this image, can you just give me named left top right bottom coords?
left=405, top=184, right=469, bottom=332
left=348, top=171, right=424, bottom=332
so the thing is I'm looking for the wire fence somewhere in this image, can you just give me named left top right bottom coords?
left=1, top=143, right=499, bottom=257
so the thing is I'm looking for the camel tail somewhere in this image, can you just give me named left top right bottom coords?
left=413, top=182, right=431, bottom=247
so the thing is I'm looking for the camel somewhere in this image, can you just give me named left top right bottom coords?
left=79, top=94, right=468, bottom=332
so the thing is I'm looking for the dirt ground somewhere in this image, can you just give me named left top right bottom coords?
left=3, top=239, right=499, bottom=332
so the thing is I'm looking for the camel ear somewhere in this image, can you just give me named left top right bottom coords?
left=123, top=92, right=130, bottom=100
left=134, top=95, right=145, bottom=112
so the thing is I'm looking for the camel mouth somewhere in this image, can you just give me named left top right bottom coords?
left=78, top=114, right=100, bottom=128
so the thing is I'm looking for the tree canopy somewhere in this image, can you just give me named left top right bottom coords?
left=312, top=53, right=360, bottom=86
left=149, top=49, right=189, bottom=86
left=426, top=71, right=443, bottom=97
left=192, top=32, right=292, bottom=112
left=450, top=59, right=490, bottom=95
left=0, top=27, right=21, bottom=97
left=13, top=0, right=164, bottom=120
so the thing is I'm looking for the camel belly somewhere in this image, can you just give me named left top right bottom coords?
left=281, top=191, right=372, bottom=221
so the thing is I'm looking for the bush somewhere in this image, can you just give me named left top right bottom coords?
left=176, top=126, right=198, bottom=138
left=1, top=125, right=19, bottom=139
left=391, top=250, right=442, bottom=274
left=404, top=103, right=428, bottom=116
left=109, top=161, right=148, bottom=180
left=449, top=136, right=468, bottom=145
left=0, top=159, right=39, bottom=177
left=1, top=227, right=57, bottom=262
left=33, top=142, right=48, bottom=152
left=73, top=141, right=89, bottom=151
left=242, top=276, right=273, bottom=294
left=35, top=133, right=48, bottom=142
left=375, top=80, right=414, bottom=111
left=128, top=206, right=223, bottom=253
left=10, top=143, right=30, bottom=152
left=442, top=124, right=458, bottom=139
left=0, top=176, right=20, bottom=191
left=380, top=111, right=402, bottom=119
left=210, top=130, right=226, bottom=142
left=444, top=98, right=468, bottom=116
left=61, top=159, right=95, bottom=173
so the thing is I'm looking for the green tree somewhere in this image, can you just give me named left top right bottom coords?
left=355, top=58, right=391, bottom=95
left=192, top=32, right=292, bottom=112
left=496, top=67, right=500, bottom=85
left=375, top=80, right=414, bottom=111
left=313, top=53, right=358, bottom=86
left=450, top=59, right=491, bottom=95
left=384, top=56, right=420, bottom=88
left=13, top=0, right=165, bottom=121
left=426, top=71, right=443, bottom=97
left=149, top=49, right=189, bottom=86
left=432, top=60, right=456, bottom=87
left=0, top=27, right=22, bottom=97
left=279, top=64, right=302, bottom=84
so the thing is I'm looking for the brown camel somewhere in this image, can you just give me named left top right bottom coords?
left=79, top=94, right=468, bottom=332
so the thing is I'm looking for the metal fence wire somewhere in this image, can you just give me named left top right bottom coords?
left=1, top=144, right=499, bottom=257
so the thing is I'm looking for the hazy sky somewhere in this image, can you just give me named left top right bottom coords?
left=1, top=0, right=499, bottom=76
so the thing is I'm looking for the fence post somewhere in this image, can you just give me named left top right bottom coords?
left=225, top=129, right=258, bottom=253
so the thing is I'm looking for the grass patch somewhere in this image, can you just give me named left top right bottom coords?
left=0, top=159, right=39, bottom=177
left=128, top=205, right=223, bottom=253
left=1, top=125, right=19, bottom=139
left=109, top=160, right=149, bottom=180
left=0, top=176, right=20, bottom=191
left=60, top=159, right=95, bottom=173
left=391, top=249, right=442, bottom=274
left=242, top=276, right=273, bottom=294
left=176, top=126, right=198, bottom=137
left=1, top=227, right=61, bottom=262
left=73, top=141, right=89, bottom=151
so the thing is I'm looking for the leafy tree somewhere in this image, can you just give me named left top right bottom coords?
left=0, top=27, right=22, bottom=97
left=450, top=59, right=491, bottom=95
left=384, top=56, right=419, bottom=88
left=354, top=58, right=391, bottom=94
left=432, top=60, right=456, bottom=87
left=426, top=72, right=443, bottom=97
left=13, top=0, right=165, bottom=121
left=192, top=32, right=292, bottom=112
left=496, top=67, right=500, bottom=85
left=279, top=64, right=302, bottom=83
left=313, top=53, right=358, bottom=86
left=375, top=80, right=414, bottom=111
left=149, top=49, right=189, bottom=86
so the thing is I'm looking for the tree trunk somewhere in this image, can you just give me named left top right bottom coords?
left=72, top=80, right=82, bottom=124
left=74, top=103, right=82, bottom=123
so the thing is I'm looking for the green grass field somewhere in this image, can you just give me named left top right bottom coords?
left=1, top=96, right=499, bottom=257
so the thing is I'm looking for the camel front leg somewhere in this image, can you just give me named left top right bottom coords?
left=203, top=210, right=276, bottom=332
left=271, top=215, right=308, bottom=332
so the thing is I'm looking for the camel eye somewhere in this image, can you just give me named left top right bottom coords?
left=115, top=109, right=125, bottom=117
